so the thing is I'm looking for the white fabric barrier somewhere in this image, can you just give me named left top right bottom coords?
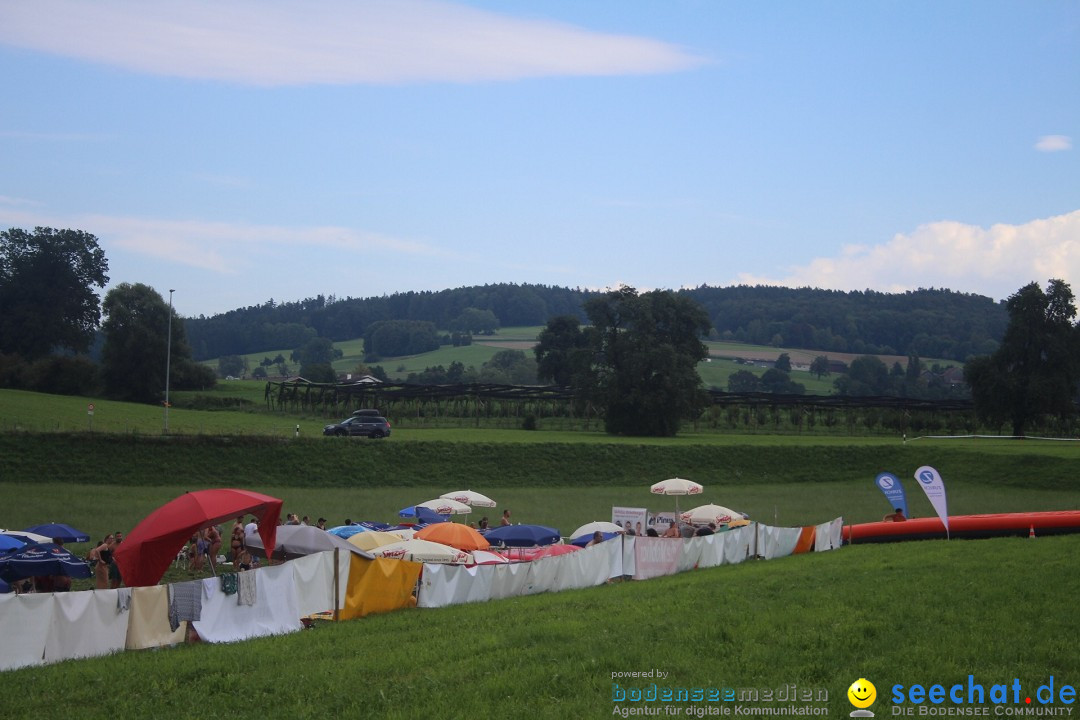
left=488, top=562, right=531, bottom=601
left=0, top=593, right=54, bottom=672
left=44, top=589, right=128, bottom=664
left=619, top=536, right=635, bottom=578
left=725, top=524, right=755, bottom=564
left=126, top=585, right=185, bottom=650
left=192, top=563, right=301, bottom=643
left=291, top=551, right=343, bottom=617
left=815, top=518, right=844, bottom=551
left=632, top=537, right=682, bottom=580
left=548, top=543, right=612, bottom=593
left=418, top=564, right=494, bottom=609
left=757, top=524, right=802, bottom=560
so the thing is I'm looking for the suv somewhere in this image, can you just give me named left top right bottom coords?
left=323, top=414, right=391, bottom=438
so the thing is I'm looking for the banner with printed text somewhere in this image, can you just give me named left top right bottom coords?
left=914, top=465, right=949, bottom=533
left=874, top=472, right=909, bottom=518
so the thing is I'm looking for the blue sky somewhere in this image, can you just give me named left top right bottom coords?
left=1, top=0, right=1077, bottom=318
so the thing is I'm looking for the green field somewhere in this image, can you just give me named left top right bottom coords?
left=1, top=387, right=1076, bottom=717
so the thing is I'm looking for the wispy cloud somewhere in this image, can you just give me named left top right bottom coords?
left=735, top=210, right=1080, bottom=301
left=0, top=0, right=707, bottom=86
left=0, top=207, right=447, bottom=274
left=1035, top=135, right=1072, bottom=152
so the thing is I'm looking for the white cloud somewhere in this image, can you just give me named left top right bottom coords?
left=735, top=210, right=1080, bottom=301
left=0, top=0, right=706, bottom=86
left=1035, top=135, right=1072, bottom=152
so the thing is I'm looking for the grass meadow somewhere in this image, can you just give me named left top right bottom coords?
left=0, top=387, right=1077, bottom=717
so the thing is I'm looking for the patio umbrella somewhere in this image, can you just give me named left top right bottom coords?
left=439, top=490, right=497, bottom=508
left=245, top=524, right=372, bottom=561
left=680, top=504, right=744, bottom=527
left=483, top=524, right=560, bottom=548
left=521, top=544, right=581, bottom=561
left=22, top=522, right=90, bottom=544
left=571, top=531, right=620, bottom=548
left=115, top=488, right=283, bottom=587
left=370, top=539, right=471, bottom=564
left=327, top=525, right=367, bottom=539
left=0, top=529, right=52, bottom=544
left=469, top=549, right=510, bottom=565
left=384, top=527, right=417, bottom=541
left=0, top=535, right=26, bottom=552
left=570, top=521, right=626, bottom=538
left=397, top=506, right=451, bottom=523
left=650, top=477, right=704, bottom=516
left=416, top=523, right=490, bottom=552
left=0, top=542, right=92, bottom=582
left=347, top=531, right=405, bottom=552
left=416, top=499, right=472, bottom=516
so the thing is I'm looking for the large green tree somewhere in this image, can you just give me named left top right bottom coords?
left=100, top=283, right=214, bottom=403
left=965, top=280, right=1080, bottom=436
left=582, top=287, right=711, bottom=436
left=533, top=315, right=593, bottom=387
left=0, top=227, right=109, bottom=359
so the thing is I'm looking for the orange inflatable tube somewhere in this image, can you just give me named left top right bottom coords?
left=842, top=510, right=1080, bottom=544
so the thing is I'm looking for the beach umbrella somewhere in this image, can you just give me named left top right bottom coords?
left=416, top=499, right=472, bottom=516
left=570, top=521, right=626, bottom=538
left=22, top=522, right=90, bottom=544
left=370, top=539, right=470, bottom=564
left=397, top=505, right=451, bottom=523
left=327, top=525, right=367, bottom=539
left=571, top=531, right=620, bottom=548
left=650, top=477, right=704, bottom=516
left=115, top=488, right=283, bottom=587
left=439, top=490, right=497, bottom=508
left=0, top=542, right=92, bottom=582
left=245, top=524, right=372, bottom=561
left=469, top=550, right=510, bottom=565
left=483, top=524, right=560, bottom=548
left=416, top=523, right=490, bottom=552
left=680, top=504, right=744, bottom=527
left=0, top=535, right=27, bottom=552
left=0, top=529, right=52, bottom=544
left=521, top=544, right=581, bottom=561
left=347, top=531, right=405, bottom=552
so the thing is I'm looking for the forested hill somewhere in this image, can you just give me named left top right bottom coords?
left=184, top=283, right=1007, bottom=363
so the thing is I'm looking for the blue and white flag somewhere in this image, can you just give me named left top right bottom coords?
left=874, top=472, right=909, bottom=518
left=914, top=465, right=950, bottom=534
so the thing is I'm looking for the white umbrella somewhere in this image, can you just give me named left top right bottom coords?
left=570, top=521, right=626, bottom=538
left=680, top=504, right=745, bottom=527
left=245, top=524, right=372, bottom=560
left=384, top=527, right=417, bottom=541
left=649, top=477, right=705, bottom=517
left=370, top=539, right=471, bottom=564
left=440, top=490, right=497, bottom=508
left=416, top=498, right=472, bottom=516
left=469, top=549, right=511, bottom=565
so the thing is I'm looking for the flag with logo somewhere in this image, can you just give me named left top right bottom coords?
left=874, top=472, right=909, bottom=518
left=914, top=465, right=949, bottom=535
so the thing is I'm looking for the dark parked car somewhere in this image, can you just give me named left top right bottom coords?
left=323, top=414, right=391, bottom=438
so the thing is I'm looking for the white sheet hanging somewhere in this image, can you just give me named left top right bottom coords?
left=192, top=563, right=301, bottom=643
left=44, top=589, right=128, bottom=664
left=0, top=593, right=54, bottom=672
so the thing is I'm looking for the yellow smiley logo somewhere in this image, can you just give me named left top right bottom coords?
left=848, top=678, right=877, bottom=709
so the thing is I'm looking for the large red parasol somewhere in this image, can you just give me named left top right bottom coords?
left=114, top=488, right=283, bottom=587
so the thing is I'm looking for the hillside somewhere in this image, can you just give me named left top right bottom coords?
left=185, top=283, right=1007, bottom=364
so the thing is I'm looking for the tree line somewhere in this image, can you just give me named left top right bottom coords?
left=184, top=283, right=1008, bottom=363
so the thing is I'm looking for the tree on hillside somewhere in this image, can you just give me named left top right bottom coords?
left=965, top=280, right=1080, bottom=436
left=479, top=349, right=537, bottom=385
left=450, top=307, right=499, bottom=335
left=775, top=353, right=792, bottom=372
left=101, top=283, right=215, bottom=403
left=834, top=356, right=891, bottom=396
left=0, top=227, right=110, bottom=360
left=582, top=286, right=711, bottom=436
left=809, top=355, right=831, bottom=379
left=533, top=315, right=593, bottom=387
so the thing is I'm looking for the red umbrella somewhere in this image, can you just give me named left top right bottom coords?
left=115, top=489, right=283, bottom=587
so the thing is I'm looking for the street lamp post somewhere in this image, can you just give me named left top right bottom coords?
left=164, top=289, right=175, bottom=434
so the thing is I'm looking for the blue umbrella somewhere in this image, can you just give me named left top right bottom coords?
left=0, top=578, right=10, bottom=594
left=0, top=542, right=92, bottom=582
left=397, top=506, right=449, bottom=524
left=483, top=524, right=561, bottom=548
left=23, top=522, right=91, bottom=544
left=327, top=525, right=368, bottom=539
left=570, top=531, right=620, bottom=548
left=0, top=535, right=26, bottom=552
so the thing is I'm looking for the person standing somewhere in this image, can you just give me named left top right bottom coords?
left=500, top=509, right=511, bottom=526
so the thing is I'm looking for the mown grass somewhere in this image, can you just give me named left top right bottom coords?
left=1, top=535, right=1076, bottom=719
